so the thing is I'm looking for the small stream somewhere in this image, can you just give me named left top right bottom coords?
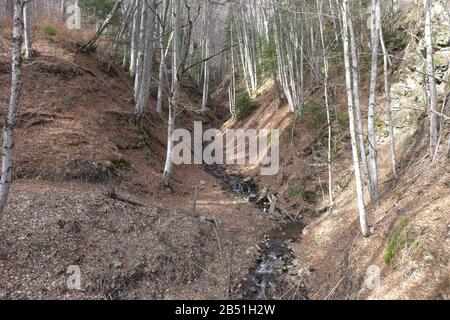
left=203, top=163, right=308, bottom=300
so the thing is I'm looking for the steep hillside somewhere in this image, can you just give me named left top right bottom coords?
left=0, top=0, right=448, bottom=301
left=218, top=0, right=450, bottom=300
left=0, top=28, right=275, bottom=299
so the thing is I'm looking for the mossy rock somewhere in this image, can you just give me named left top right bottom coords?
left=110, top=156, right=131, bottom=170
left=115, top=138, right=127, bottom=151
left=384, top=217, right=422, bottom=268
left=302, top=190, right=316, bottom=204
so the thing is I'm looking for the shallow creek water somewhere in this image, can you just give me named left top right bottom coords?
left=203, top=163, right=307, bottom=300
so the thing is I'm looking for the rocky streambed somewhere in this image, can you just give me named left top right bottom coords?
left=203, top=163, right=309, bottom=300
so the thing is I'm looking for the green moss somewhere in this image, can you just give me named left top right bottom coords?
left=43, top=25, right=57, bottom=37
left=334, top=111, right=349, bottom=126
left=301, top=175, right=312, bottom=188
left=384, top=28, right=408, bottom=50
left=287, top=186, right=298, bottom=199
left=235, top=92, right=259, bottom=120
left=115, top=138, right=127, bottom=151
left=300, top=101, right=327, bottom=130
left=376, top=119, right=386, bottom=128
left=302, top=190, right=316, bottom=204
left=384, top=217, right=420, bottom=268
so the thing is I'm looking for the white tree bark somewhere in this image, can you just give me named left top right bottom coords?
left=156, top=0, right=172, bottom=114
left=424, top=0, right=439, bottom=157
left=379, top=7, right=398, bottom=180
left=134, top=1, right=146, bottom=102
left=0, top=0, right=24, bottom=218
left=135, top=0, right=156, bottom=117
left=342, top=0, right=369, bottom=237
left=162, top=0, right=181, bottom=185
left=23, top=1, right=32, bottom=60
left=129, top=0, right=141, bottom=77
left=317, top=0, right=333, bottom=206
left=201, top=0, right=210, bottom=112
left=80, top=0, right=124, bottom=52
left=348, top=13, right=376, bottom=204
left=367, top=0, right=380, bottom=205
left=228, top=25, right=236, bottom=117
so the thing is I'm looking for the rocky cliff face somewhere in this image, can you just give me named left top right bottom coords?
left=390, top=0, right=450, bottom=150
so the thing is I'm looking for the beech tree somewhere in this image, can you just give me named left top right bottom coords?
left=341, top=0, right=369, bottom=237
left=162, top=0, right=181, bottom=185
left=367, top=0, right=380, bottom=205
left=0, top=0, right=25, bottom=217
left=424, top=0, right=439, bottom=157
left=317, top=0, right=333, bottom=205
left=80, top=0, right=125, bottom=52
left=135, top=0, right=156, bottom=117
left=22, top=1, right=33, bottom=60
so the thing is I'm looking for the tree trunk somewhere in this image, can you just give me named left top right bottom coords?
left=201, top=0, right=210, bottom=112
left=23, top=1, right=33, bottom=60
left=162, top=0, right=182, bottom=185
left=135, top=0, right=156, bottom=117
left=80, top=0, right=124, bottom=52
left=342, top=0, right=369, bottom=237
left=379, top=8, right=398, bottom=180
left=129, top=0, right=141, bottom=77
left=317, top=0, right=333, bottom=206
left=133, top=1, right=146, bottom=102
left=367, top=0, right=380, bottom=205
left=348, top=13, right=376, bottom=204
left=0, top=0, right=24, bottom=218
left=424, top=0, right=439, bottom=157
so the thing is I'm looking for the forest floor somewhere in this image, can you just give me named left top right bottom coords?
left=217, top=56, right=450, bottom=300
left=0, top=22, right=449, bottom=300
left=0, top=29, right=276, bottom=299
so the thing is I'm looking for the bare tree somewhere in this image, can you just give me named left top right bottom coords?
left=424, top=0, right=439, bottom=157
left=0, top=0, right=25, bottom=218
left=162, top=0, right=182, bottom=185
left=379, top=4, right=398, bottom=180
left=317, top=0, right=333, bottom=205
left=367, top=0, right=380, bottom=205
left=129, top=0, right=141, bottom=77
left=341, top=0, right=369, bottom=237
left=135, top=0, right=156, bottom=117
left=80, top=0, right=124, bottom=52
left=22, top=0, right=33, bottom=60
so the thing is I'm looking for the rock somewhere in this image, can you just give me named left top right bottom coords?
left=291, top=259, right=299, bottom=267
left=273, top=259, right=284, bottom=269
left=423, top=253, right=434, bottom=264
left=297, top=268, right=311, bottom=278
left=111, top=259, right=123, bottom=269
left=288, top=267, right=299, bottom=276
left=302, top=226, right=309, bottom=236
